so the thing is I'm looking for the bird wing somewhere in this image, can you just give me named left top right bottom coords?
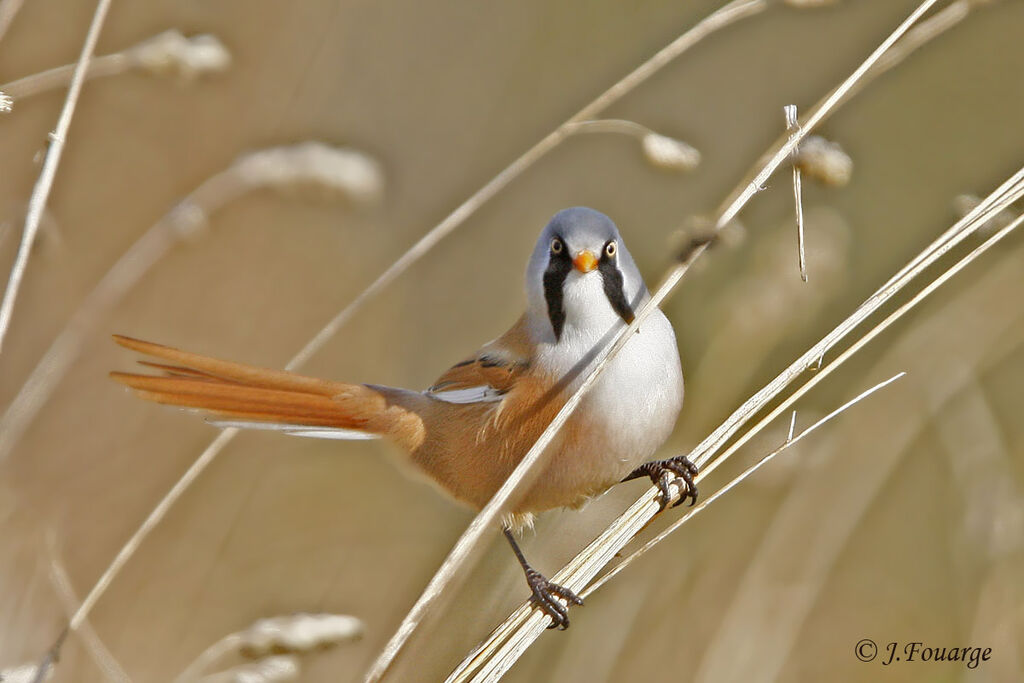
left=425, top=315, right=533, bottom=404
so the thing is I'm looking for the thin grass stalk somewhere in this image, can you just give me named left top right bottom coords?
left=716, top=0, right=942, bottom=229
left=563, top=119, right=666, bottom=139
left=37, top=0, right=963, bottom=673
left=68, top=428, right=236, bottom=633
left=0, top=143, right=380, bottom=465
left=448, top=181, right=1024, bottom=680
left=609, top=212, right=1024, bottom=579
left=713, top=0, right=990, bottom=222
left=288, top=0, right=766, bottom=371
left=694, top=277, right=1024, bottom=683
left=784, top=105, right=807, bottom=281
left=363, top=244, right=704, bottom=683
left=688, top=166, right=1024, bottom=477
left=173, top=632, right=245, bottom=683
left=1, top=30, right=229, bottom=107
left=44, top=536, right=130, bottom=683
left=366, top=2, right=942, bottom=678
left=0, top=0, right=114, bottom=354
left=313, top=0, right=987, bottom=382
left=0, top=0, right=24, bottom=45
left=54, top=5, right=764, bottom=642
left=584, top=186, right=1024, bottom=631
left=9, top=0, right=757, bottom=672
left=1, top=53, right=130, bottom=99
left=582, top=375, right=911, bottom=597
left=42, top=144, right=376, bottom=647
left=449, top=374, right=907, bottom=683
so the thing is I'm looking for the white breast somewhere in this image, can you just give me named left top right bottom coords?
left=527, top=273, right=684, bottom=507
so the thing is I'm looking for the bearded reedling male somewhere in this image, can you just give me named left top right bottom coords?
left=112, top=207, right=697, bottom=628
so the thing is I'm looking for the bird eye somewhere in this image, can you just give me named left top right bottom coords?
left=604, top=241, right=617, bottom=258
left=550, top=238, right=564, bottom=254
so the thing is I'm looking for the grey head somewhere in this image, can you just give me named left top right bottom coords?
left=525, top=207, right=648, bottom=342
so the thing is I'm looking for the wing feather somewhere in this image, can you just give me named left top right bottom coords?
left=424, top=316, right=532, bottom=405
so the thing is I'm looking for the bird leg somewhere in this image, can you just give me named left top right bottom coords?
left=503, top=527, right=583, bottom=630
left=623, top=455, right=699, bottom=510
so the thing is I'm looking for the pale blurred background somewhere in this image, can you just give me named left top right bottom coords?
left=1, top=0, right=1023, bottom=681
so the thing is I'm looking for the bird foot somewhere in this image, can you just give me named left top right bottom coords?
left=525, top=568, right=583, bottom=630
left=624, top=455, right=699, bottom=510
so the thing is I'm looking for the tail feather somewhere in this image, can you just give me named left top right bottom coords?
left=136, top=360, right=222, bottom=380
left=110, top=336, right=424, bottom=445
left=112, top=335, right=345, bottom=396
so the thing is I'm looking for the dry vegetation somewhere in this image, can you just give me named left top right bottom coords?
left=1, top=1, right=1022, bottom=682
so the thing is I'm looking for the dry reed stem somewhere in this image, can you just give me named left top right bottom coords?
left=366, top=244, right=705, bottom=683
left=25, top=629, right=64, bottom=683
left=935, top=371, right=1024, bottom=680
left=23, top=0, right=965, bottom=675
left=66, top=15, right=769, bottom=644
left=16, top=143, right=381, bottom=672
left=688, top=165, right=1024, bottom=490
left=714, top=0, right=992, bottom=221
left=0, top=0, right=24, bottom=45
left=448, top=375, right=907, bottom=683
left=953, top=194, right=1019, bottom=235
left=2, top=53, right=129, bottom=101
left=784, top=105, right=807, bottom=281
left=450, top=178, right=1024, bottom=680
left=69, top=428, right=236, bottom=635
left=288, top=0, right=766, bottom=372
left=695, top=273, right=1024, bottom=682
left=0, top=0, right=113, bottom=355
left=16, top=0, right=757, bottom=674
left=367, top=2, right=942, bottom=679
left=562, top=119, right=701, bottom=172
left=0, top=31, right=230, bottom=104
left=717, top=0, right=942, bottom=229
left=43, top=536, right=129, bottom=683
left=0, top=143, right=381, bottom=465
left=617, top=202, right=1024, bottom=569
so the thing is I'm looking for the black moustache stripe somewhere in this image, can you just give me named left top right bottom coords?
left=599, top=257, right=635, bottom=324
left=543, top=247, right=572, bottom=341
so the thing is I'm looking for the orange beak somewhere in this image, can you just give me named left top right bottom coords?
left=572, top=250, right=598, bottom=273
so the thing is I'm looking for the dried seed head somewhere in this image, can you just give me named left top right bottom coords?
left=784, top=0, right=841, bottom=8
left=641, top=133, right=701, bottom=173
left=201, top=655, right=300, bottom=683
left=237, top=613, right=364, bottom=658
left=795, top=136, right=853, bottom=187
left=233, top=143, right=384, bottom=205
left=0, top=663, right=51, bottom=683
left=130, top=30, right=231, bottom=82
left=0, top=92, right=11, bottom=113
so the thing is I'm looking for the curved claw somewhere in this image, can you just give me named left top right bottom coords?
left=526, top=569, right=584, bottom=630
left=626, top=455, right=700, bottom=510
left=664, top=459, right=699, bottom=508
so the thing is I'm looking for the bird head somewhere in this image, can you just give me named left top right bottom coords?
left=526, top=207, right=647, bottom=343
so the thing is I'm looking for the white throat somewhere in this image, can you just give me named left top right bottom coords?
left=527, top=271, right=633, bottom=380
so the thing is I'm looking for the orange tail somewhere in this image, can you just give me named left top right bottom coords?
left=110, top=335, right=423, bottom=445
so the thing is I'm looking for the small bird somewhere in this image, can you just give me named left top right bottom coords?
left=112, top=207, right=697, bottom=629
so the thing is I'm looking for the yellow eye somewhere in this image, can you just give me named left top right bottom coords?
left=605, top=241, right=617, bottom=257
left=550, top=238, right=564, bottom=254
